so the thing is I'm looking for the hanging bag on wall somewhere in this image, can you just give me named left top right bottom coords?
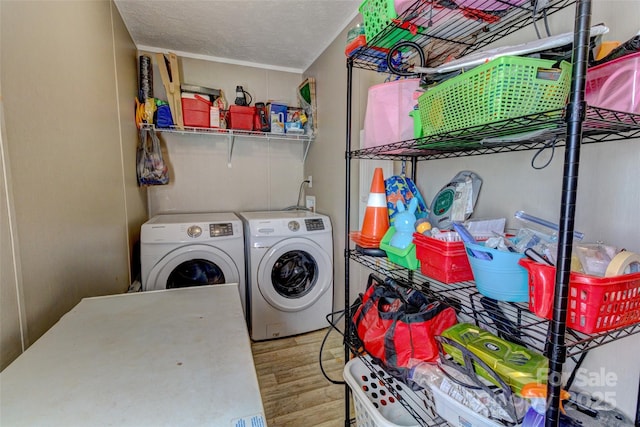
left=352, top=274, right=458, bottom=378
left=136, top=127, right=170, bottom=186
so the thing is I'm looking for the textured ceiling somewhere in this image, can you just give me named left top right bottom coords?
left=115, top=0, right=361, bottom=73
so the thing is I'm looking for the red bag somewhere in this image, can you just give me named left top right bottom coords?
left=352, top=275, right=458, bottom=371
left=353, top=282, right=401, bottom=362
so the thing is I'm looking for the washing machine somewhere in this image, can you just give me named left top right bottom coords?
left=140, top=212, right=247, bottom=315
left=239, top=210, right=333, bottom=341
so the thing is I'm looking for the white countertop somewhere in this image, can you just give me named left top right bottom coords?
left=0, top=284, right=266, bottom=427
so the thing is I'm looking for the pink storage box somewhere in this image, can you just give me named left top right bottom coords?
left=585, top=52, right=640, bottom=114
left=363, top=78, right=420, bottom=149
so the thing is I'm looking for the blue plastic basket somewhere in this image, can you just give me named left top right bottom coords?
left=464, top=242, right=529, bottom=302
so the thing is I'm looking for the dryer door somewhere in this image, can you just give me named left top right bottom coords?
left=146, top=244, right=240, bottom=291
left=256, top=237, right=332, bottom=312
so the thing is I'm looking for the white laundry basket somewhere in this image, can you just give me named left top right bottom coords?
left=343, top=357, right=438, bottom=427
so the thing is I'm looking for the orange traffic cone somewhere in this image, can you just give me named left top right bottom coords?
left=350, top=168, right=389, bottom=248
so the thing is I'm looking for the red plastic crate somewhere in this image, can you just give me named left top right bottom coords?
left=229, top=105, right=256, bottom=131
left=182, top=94, right=211, bottom=128
left=345, top=34, right=366, bottom=57
left=413, top=232, right=488, bottom=284
left=519, top=258, right=640, bottom=334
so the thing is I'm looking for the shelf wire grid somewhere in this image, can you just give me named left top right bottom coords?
left=349, top=250, right=640, bottom=358
left=348, top=107, right=640, bottom=160
left=351, top=0, right=577, bottom=71
left=140, top=123, right=314, bottom=142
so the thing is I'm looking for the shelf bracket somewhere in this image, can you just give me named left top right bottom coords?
left=227, top=134, right=235, bottom=168
left=265, top=136, right=311, bottom=163
left=302, top=140, right=311, bottom=163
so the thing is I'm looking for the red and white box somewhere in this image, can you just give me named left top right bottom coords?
left=181, top=93, right=211, bottom=128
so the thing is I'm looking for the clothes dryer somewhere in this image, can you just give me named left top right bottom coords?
left=140, top=212, right=247, bottom=315
left=239, top=211, right=333, bottom=341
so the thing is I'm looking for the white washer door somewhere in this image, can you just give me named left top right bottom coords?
left=256, top=237, right=332, bottom=312
left=146, top=244, right=240, bottom=291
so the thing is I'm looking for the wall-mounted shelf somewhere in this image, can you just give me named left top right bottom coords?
left=141, top=123, right=314, bottom=166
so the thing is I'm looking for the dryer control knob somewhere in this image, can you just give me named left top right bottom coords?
left=187, top=225, right=202, bottom=238
left=288, top=221, right=300, bottom=232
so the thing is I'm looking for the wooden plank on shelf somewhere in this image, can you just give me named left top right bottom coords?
left=168, top=52, right=184, bottom=129
left=155, top=52, right=175, bottom=126
left=154, top=52, right=184, bottom=129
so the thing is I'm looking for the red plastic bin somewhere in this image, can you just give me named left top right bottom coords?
left=182, top=94, right=211, bottom=128
left=229, top=105, right=256, bottom=131
left=519, top=258, right=640, bottom=334
left=413, top=232, right=489, bottom=284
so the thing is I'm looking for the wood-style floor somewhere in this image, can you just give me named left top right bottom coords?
left=251, top=327, right=347, bottom=427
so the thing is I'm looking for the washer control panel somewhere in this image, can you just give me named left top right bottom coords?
left=209, top=223, right=234, bottom=237
left=187, top=225, right=203, bottom=238
left=288, top=221, right=300, bottom=232
left=305, top=218, right=325, bottom=231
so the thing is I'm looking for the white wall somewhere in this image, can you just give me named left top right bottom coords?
left=305, top=0, right=640, bottom=419
left=0, top=0, right=144, bottom=368
left=0, top=99, right=26, bottom=368
left=143, top=54, right=306, bottom=215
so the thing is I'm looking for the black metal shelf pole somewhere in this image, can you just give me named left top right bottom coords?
left=546, top=0, right=592, bottom=425
left=410, top=157, right=418, bottom=182
left=344, top=57, right=354, bottom=427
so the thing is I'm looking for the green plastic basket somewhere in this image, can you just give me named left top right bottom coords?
left=418, top=56, right=572, bottom=136
left=379, top=227, right=420, bottom=270
left=359, top=0, right=417, bottom=49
